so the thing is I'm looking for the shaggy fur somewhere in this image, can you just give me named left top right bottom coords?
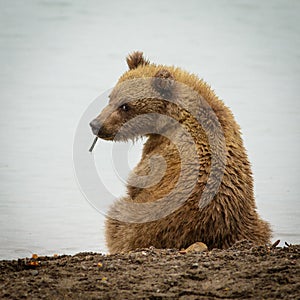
left=90, top=51, right=271, bottom=254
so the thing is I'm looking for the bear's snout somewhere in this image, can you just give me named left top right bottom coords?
left=89, top=119, right=101, bottom=136
left=89, top=118, right=115, bottom=140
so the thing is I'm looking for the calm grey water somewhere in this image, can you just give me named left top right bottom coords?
left=0, top=0, right=299, bottom=260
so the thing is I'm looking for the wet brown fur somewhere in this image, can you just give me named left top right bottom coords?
left=94, top=51, right=271, bottom=253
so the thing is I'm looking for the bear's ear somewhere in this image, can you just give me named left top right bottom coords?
left=152, top=69, right=174, bottom=98
left=126, top=51, right=150, bottom=70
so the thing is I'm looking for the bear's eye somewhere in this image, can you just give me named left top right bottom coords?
left=119, top=103, right=130, bottom=112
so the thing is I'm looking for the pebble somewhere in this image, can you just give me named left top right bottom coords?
left=30, top=270, right=39, bottom=276
left=185, top=242, right=208, bottom=253
left=202, top=262, right=211, bottom=268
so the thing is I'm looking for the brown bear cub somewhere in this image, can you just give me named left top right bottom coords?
left=90, top=51, right=271, bottom=254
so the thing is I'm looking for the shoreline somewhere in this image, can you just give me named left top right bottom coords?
left=1, top=240, right=299, bottom=299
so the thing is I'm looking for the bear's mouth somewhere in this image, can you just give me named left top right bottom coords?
left=96, top=127, right=116, bottom=140
left=89, top=131, right=116, bottom=152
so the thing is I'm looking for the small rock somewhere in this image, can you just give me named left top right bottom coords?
left=101, top=277, right=108, bottom=284
left=185, top=242, right=208, bottom=253
left=72, top=256, right=80, bottom=262
left=191, top=263, right=199, bottom=269
left=30, top=270, right=39, bottom=276
left=202, top=262, right=210, bottom=268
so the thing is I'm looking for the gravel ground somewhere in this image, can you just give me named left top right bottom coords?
left=0, top=240, right=299, bottom=299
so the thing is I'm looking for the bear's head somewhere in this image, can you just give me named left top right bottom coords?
left=89, top=51, right=180, bottom=142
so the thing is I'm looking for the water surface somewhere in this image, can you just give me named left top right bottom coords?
left=0, top=0, right=299, bottom=259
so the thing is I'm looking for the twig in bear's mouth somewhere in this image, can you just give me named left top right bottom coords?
left=89, top=137, right=98, bottom=152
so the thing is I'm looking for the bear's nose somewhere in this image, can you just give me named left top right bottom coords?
left=89, top=119, right=101, bottom=136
